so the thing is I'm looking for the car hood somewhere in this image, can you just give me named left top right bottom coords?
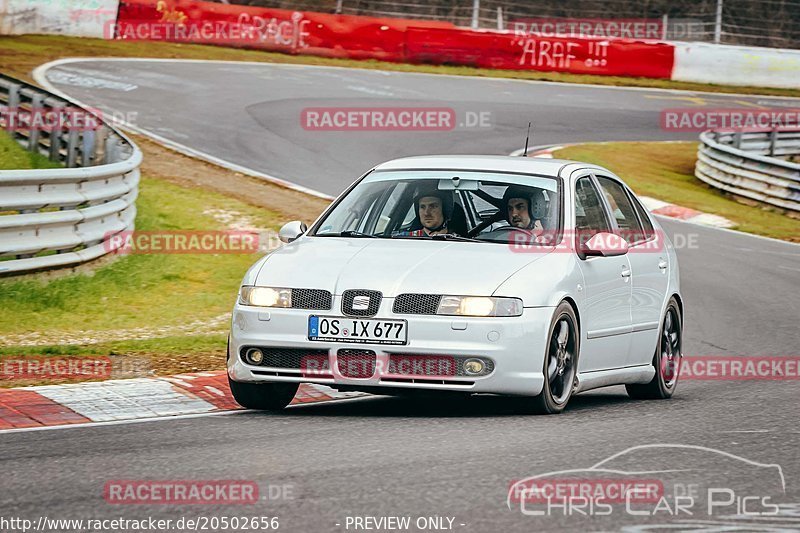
left=254, top=237, right=552, bottom=297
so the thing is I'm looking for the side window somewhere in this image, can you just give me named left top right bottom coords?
left=575, top=176, right=611, bottom=240
left=630, top=193, right=655, bottom=242
left=596, top=176, right=644, bottom=242
left=353, top=196, right=380, bottom=233
left=348, top=183, right=408, bottom=235
left=596, top=176, right=641, bottom=230
left=374, top=182, right=409, bottom=234
left=400, top=202, right=417, bottom=227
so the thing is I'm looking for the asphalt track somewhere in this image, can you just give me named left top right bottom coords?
left=1, top=59, right=799, bottom=532
left=37, top=58, right=800, bottom=197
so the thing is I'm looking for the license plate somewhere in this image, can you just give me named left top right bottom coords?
left=308, top=316, right=407, bottom=345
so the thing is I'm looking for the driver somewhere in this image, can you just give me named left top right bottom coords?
left=503, top=186, right=545, bottom=235
left=396, top=188, right=455, bottom=237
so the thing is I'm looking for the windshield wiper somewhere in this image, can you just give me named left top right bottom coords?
left=428, top=234, right=481, bottom=243
left=337, top=231, right=378, bottom=238
left=391, top=233, right=480, bottom=242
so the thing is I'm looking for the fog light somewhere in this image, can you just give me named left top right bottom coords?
left=245, top=348, right=264, bottom=365
left=464, top=359, right=485, bottom=375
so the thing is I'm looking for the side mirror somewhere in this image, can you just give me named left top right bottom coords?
left=278, top=221, right=307, bottom=243
left=582, top=232, right=629, bottom=258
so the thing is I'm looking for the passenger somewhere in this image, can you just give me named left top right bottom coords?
left=503, top=186, right=545, bottom=236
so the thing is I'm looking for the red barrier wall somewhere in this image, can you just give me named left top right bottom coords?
left=114, top=0, right=454, bottom=60
left=114, top=0, right=674, bottom=78
left=406, top=28, right=675, bottom=78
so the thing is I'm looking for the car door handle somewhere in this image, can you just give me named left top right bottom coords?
left=621, top=267, right=632, bottom=278
left=658, top=259, right=668, bottom=270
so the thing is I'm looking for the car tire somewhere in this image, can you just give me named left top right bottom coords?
left=228, top=377, right=299, bottom=410
left=529, top=302, right=580, bottom=415
left=626, top=297, right=682, bottom=400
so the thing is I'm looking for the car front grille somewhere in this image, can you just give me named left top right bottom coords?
left=337, top=349, right=376, bottom=378
left=291, top=289, right=332, bottom=310
left=341, top=289, right=382, bottom=317
left=393, top=293, right=442, bottom=315
left=240, top=347, right=329, bottom=371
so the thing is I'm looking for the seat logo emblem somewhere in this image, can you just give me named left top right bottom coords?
left=352, top=295, right=371, bottom=310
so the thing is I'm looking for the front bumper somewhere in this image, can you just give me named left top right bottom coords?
left=228, top=303, right=554, bottom=396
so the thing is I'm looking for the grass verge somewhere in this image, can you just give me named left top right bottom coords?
left=0, top=175, right=283, bottom=334
left=0, top=130, right=61, bottom=170
left=554, top=141, right=800, bottom=242
left=0, top=160, right=298, bottom=386
left=1, top=34, right=799, bottom=97
left=0, top=335, right=226, bottom=387
left=0, top=121, right=331, bottom=387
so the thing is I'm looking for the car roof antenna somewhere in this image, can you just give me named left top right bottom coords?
left=521, top=121, right=532, bottom=157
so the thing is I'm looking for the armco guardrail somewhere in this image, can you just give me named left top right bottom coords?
left=695, top=129, right=800, bottom=214
left=0, top=74, right=141, bottom=275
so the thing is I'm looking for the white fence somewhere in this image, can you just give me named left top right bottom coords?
left=695, top=129, right=800, bottom=214
left=0, top=74, right=141, bottom=275
left=0, top=0, right=119, bottom=38
left=672, top=42, right=800, bottom=90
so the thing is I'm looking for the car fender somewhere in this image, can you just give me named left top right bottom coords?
left=652, top=219, right=683, bottom=323
left=240, top=255, right=271, bottom=287
left=493, top=251, right=585, bottom=309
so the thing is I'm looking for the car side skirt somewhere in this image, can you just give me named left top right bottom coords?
left=574, top=364, right=655, bottom=394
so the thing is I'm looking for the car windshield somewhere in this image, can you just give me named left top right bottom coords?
left=312, top=170, right=561, bottom=244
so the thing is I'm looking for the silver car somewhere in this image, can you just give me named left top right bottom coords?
left=228, top=155, right=682, bottom=414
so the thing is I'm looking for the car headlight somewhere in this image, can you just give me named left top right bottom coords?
left=239, top=286, right=292, bottom=307
left=436, top=296, right=522, bottom=317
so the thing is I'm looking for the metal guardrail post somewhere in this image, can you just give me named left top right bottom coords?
left=66, top=128, right=78, bottom=168
left=470, top=0, right=480, bottom=29
left=769, top=128, right=778, bottom=157
left=733, top=131, right=742, bottom=149
left=5, top=83, right=20, bottom=132
left=105, top=134, right=120, bottom=164
left=28, top=93, right=44, bottom=152
left=49, top=104, right=64, bottom=162
left=81, top=129, right=96, bottom=167
left=96, top=127, right=108, bottom=164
